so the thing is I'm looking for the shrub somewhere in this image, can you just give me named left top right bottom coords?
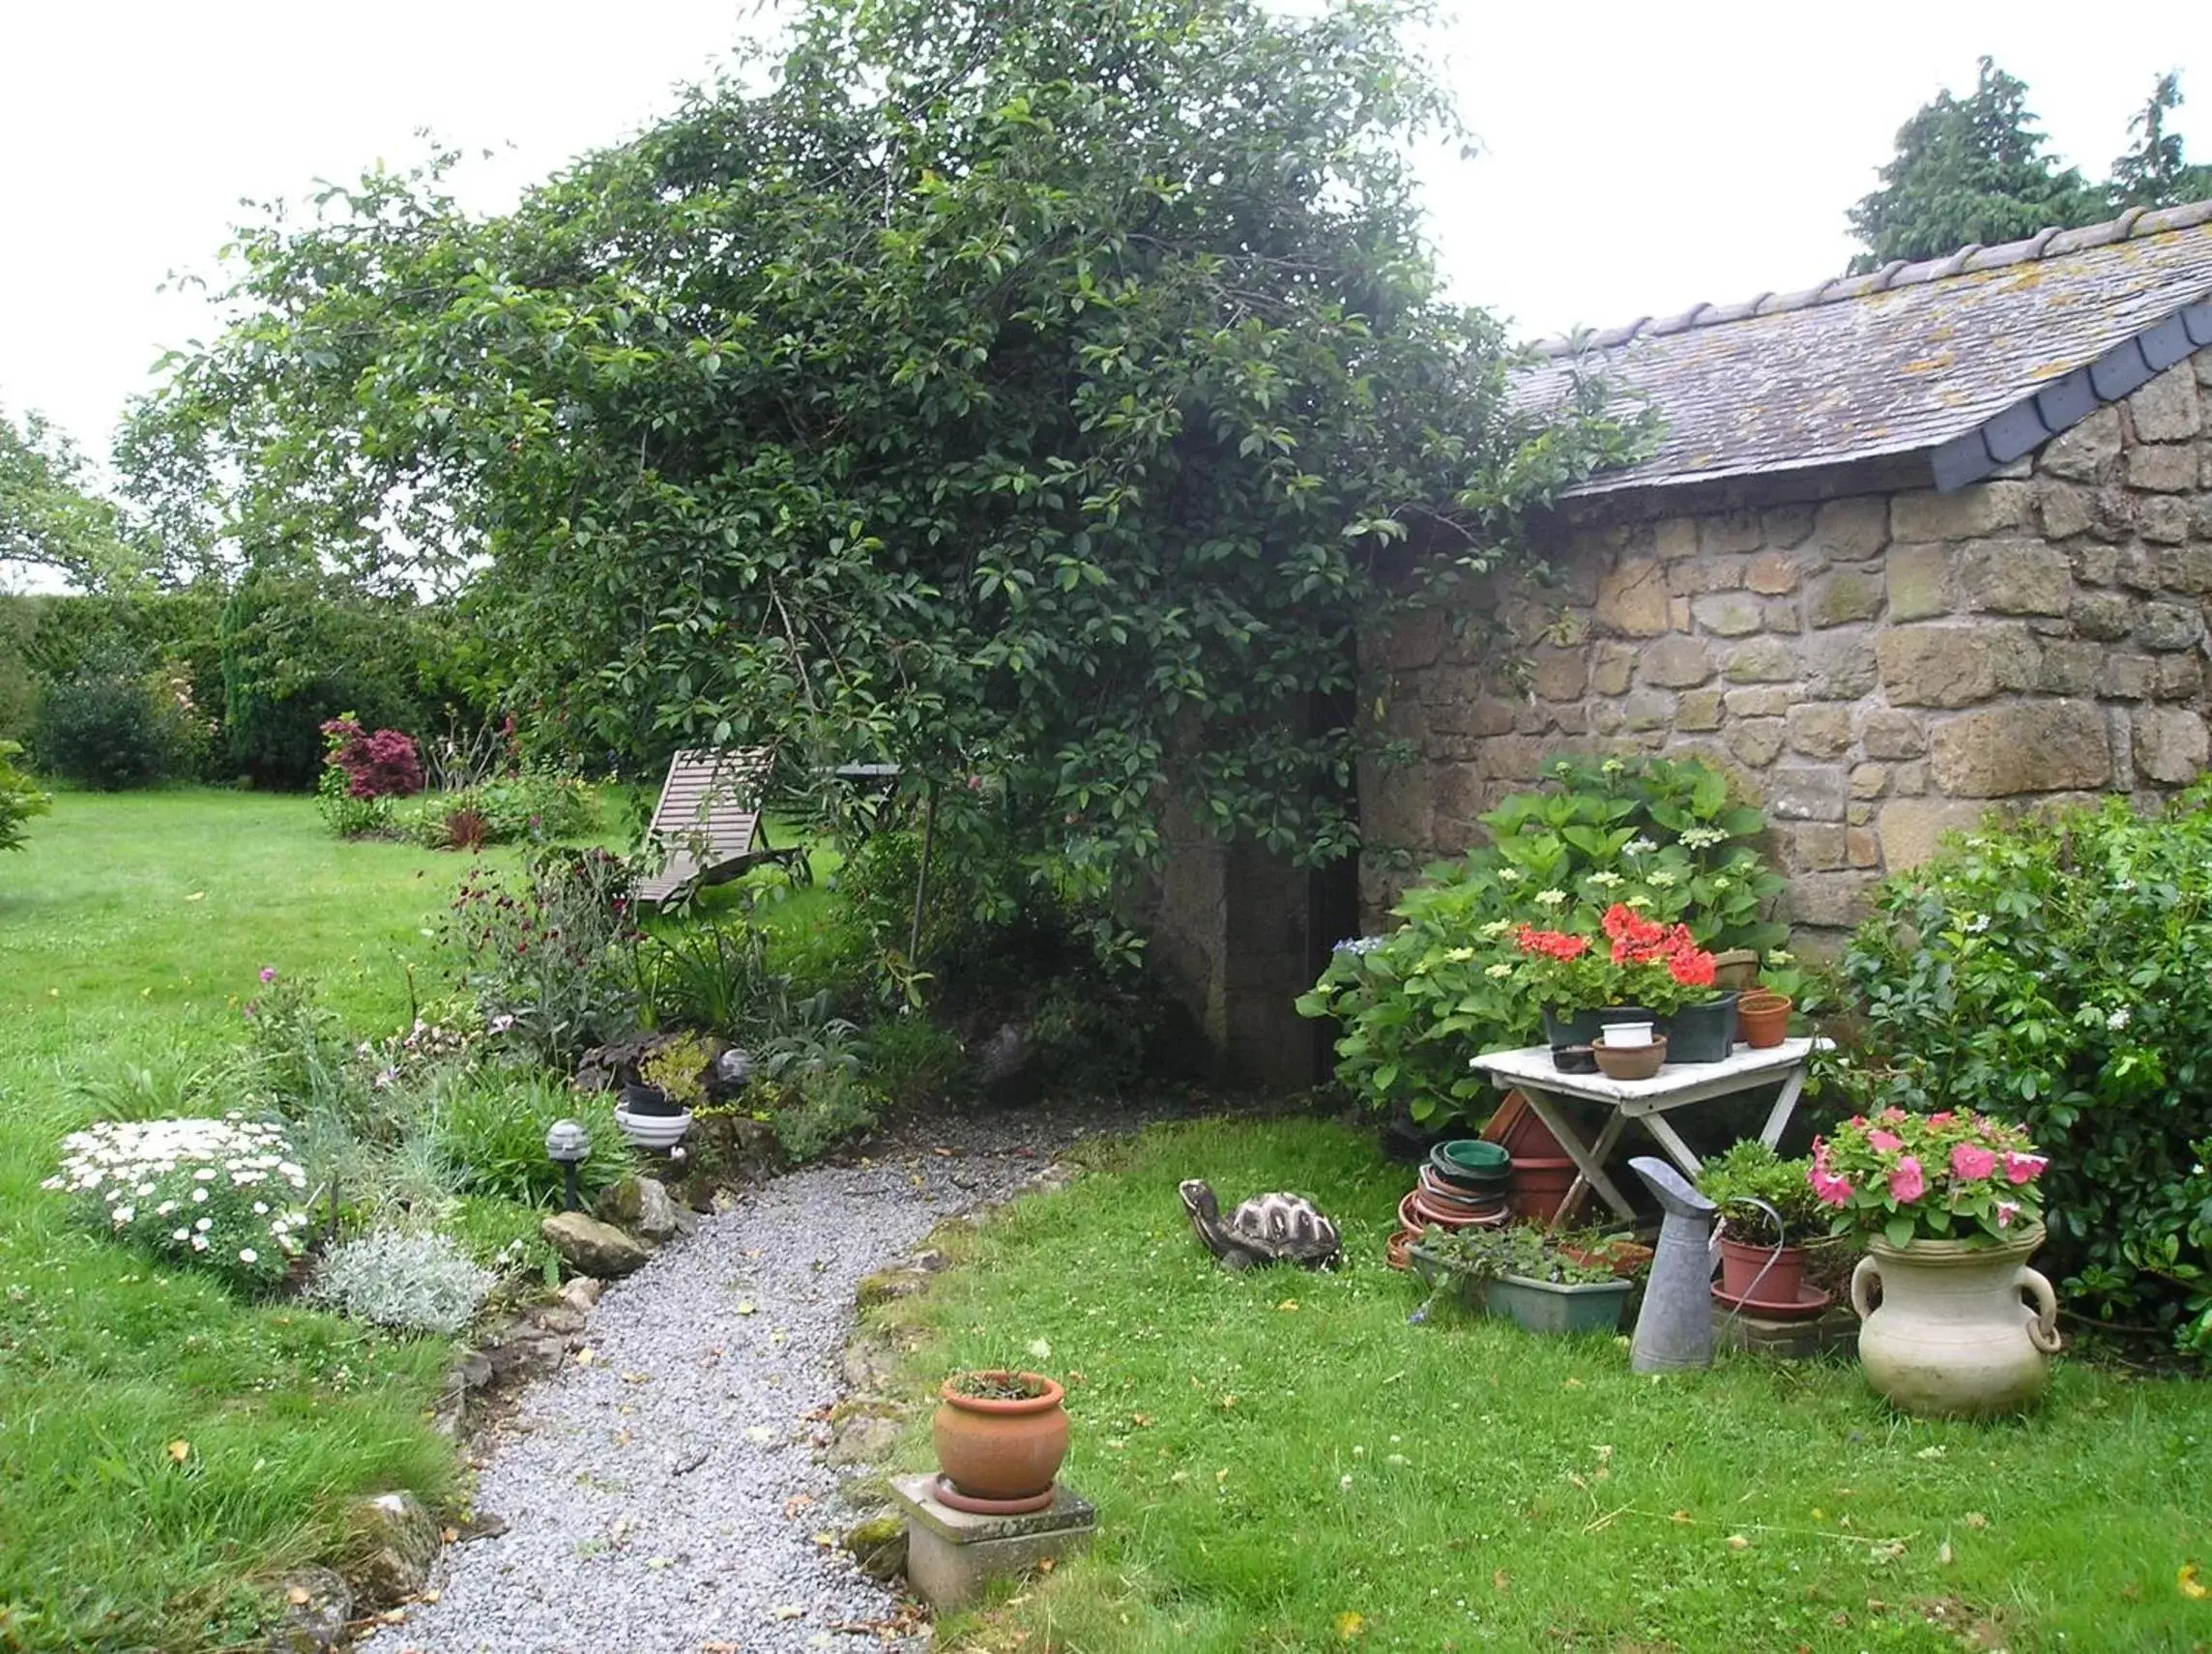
left=447, top=848, right=641, bottom=1066
left=0, top=739, right=48, bottom=851
left=392, top=772, right=597, bottom=851
left=638, top=912, right=781, bottom=1033
left=31, top=667, right=185, bottom=789
left=752, top=1069, right=887, bottom=1163
left=1696, top=1140, right=1826, bottom=1249
left=1297, top=755, right=1791, bottom=1128
left=43, top=1117, right=312, bottom=1290
left=864, top=1014, right=966, bottom=1109
left=308, top=1229, right=496, bottom=1335
left=437, top=1072, right=634, bottom=1206
left=319, top=715, right=423, bottom=799
left=1834, top=787, right=2212, bottom=1356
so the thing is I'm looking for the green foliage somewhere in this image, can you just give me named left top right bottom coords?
left=389, top=773, right=597, bottom=850
left=31, top=662, right=189, bottom=790
left=445, top=848, right=642, bottom=1067
left=1834, top=788, right=2212, bottom=1355
left=436, top=1071, right=634, bottom=1207
left=637, top=908, right=783, bottom=1032
left=0, top=400, right=148, bottom=593
left=0, top=738, right=48, bottom=850
left=1696, top=1140, right=1824, bottom=1248
left=1297, top=754, right=1789, bottom=1127
left=306, top=1229, right=496, bottom=1335
left=638, top=1032, right=713, bottom=1108
left=1416, top=1221, right=1618, bottom=1287
left=863, top=1014, right=967, bottom=1109
left=2110, top=72, right=2212, bottom=211
left=143, top=0, right=1648, bottom=875
left=750, top=1069, right=888, bottom=1164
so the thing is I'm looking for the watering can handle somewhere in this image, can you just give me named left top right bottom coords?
left=2021, top=1266, right=2062, bottom=1353
left=1849, top=1255, right=1880, bottom=1320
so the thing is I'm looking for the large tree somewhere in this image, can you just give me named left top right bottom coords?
left=139, top=0, right=1644, bottom=872
left=0, top=402, right=147, bottom=593
left=2110, top=72, right=2212, bottom=210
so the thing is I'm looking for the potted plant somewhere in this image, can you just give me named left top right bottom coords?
left=933, top=1367, right=1070, bottom=1513
left=1698, top=1140, right=1826, bottom=1305
left=1512, top=923, right=1638, bottom=1050
left=1815, top=1109, right=2060, bottom=1418
left=1736, top=988, right=1792, bottom=1049
left=618, top=1034, right=710, bottom=1148
left=1409, top=1223, right=1634, bottom=1335
left=1602, top=907, right=1735, bottom=1062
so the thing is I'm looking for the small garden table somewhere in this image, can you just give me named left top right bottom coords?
left=1468, top=1037, right=1829, bottom=1230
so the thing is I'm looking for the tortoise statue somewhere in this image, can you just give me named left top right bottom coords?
left=1179, top=1179, right=1343, bottom=1271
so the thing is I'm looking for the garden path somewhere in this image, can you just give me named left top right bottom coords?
left=359, top=1107, right=1121, bottom=1654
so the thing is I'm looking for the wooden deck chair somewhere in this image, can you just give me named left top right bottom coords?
left=634, top=748, right=784, bottom=905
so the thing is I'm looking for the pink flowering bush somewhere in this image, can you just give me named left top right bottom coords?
left=1813, top=1108, right=2047, bottom=1250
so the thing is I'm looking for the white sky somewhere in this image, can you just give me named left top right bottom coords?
left=1, top=0, right=2205, bottom=464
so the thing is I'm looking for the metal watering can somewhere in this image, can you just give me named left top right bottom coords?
left=1625, top=1156, right=1790, bottom=1373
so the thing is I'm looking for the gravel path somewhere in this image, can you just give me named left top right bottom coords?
left=361, top=1111, right=1121, bottom=1654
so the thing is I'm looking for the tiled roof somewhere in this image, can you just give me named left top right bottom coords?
left=1520, top=199, right=2212, bottom=497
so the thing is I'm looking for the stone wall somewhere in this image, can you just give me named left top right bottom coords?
left=1359, top=347, right=2212, bottom=943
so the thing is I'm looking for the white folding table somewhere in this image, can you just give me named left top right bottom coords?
left=1468, top=1037, right=1828, bottom=1230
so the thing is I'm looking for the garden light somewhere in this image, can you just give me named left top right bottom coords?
left=544, top=1118, right=592, bottom=1211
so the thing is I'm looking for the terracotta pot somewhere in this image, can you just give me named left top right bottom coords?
left=1508, top=1156, right=1579, bottom=1223
left=1850, top=1224, right=2060, bottom=1418
left=1593, top=1034, right=1667, bottom=1081
left=934, top=1373, right=1070, bottom=1502
left=1484, top=1091, right=1568, bottom=1161
left=1718, top=1235, right=1807, bottom=1302
left=1558, top=1237, right=1655, bottom=1280
left=1737, top=991, right=1792, bottom=1049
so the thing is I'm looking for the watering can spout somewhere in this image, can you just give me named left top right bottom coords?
left=1627, top=1155, right=1719, bottom=1374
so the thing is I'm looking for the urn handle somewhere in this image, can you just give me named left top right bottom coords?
left=1849, top=1255, right=1881, bottom=1320
left=2021, top=1266, right=2063, bottom=1353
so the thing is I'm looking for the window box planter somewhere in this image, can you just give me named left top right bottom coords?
left=1407, top=1245, right=1635, bottom=1334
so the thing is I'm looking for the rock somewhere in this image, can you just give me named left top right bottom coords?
left=1807, top=568, right=1883, bottom=628
left=843, top=1337, right=906, bottom=1396
left=559, top=1276, right=604, bottom=1314
left=855, top=1269, right=931, bottom=1309
left=826, top=1411, right=906, bottom=1467
left=842, top=1513, right=910, bottom=1582
left=267, top=1566, right=351, bottom=1654
left=450, top=1349, right=493, bottom=1391
left=2125, top=443, right=2197, bottom=492
left=1879, top=799, right=1991, bottom=870
left=2071, top=591, right=2135, bottom=641
left=1785, top=706, right=1851, bottom=760
left=1889, top=481, right=2028, bottom=542
left=2135, top=602, right=2203, bottom=653
left=1639, top=634, right=1712, bottom=687
left=1884, top=543, right=1952, bottom=620
left=1875, top=624, right=2031, bottom=708
left=346, top=1491, right=440, bottom=1609
left=1808, top=495, right=1890, bottom=561
left=1723, top=637, right=1797, bottom=683
left=597, top=1175, right=682, bottom=1243
left=911, top=1247, right=951, bottom=1273
left=535, top=1305, right=587, bottom=1335
left=2127, top=362, right=2201, bottom=442
left=1690, top=591, right=1764, bottom=635
left=1764, top=766, right=1846, bottom=823
left=1593, top=557, right=1670, bottom=637
left=481, top=1327, right=569, bottom=1381
left=454, top=1509, right=510, bottom=1543
left=2134, top=708, right=2210, bottom=785
left=2037, top=407, right=2119, bottom=480
left=689, top=1111, right=779, bottom=1185
left=1785, top=871, right=1883, bottom=929
left=1928, top=703, right=2110, bottom=797
left=1860, top=710, right=1927, bottom=760
left=541, top=1212, right=650, bottom=1280
left=1956, top=541, right=2070, bottom=616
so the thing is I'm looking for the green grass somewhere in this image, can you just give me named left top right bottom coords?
left=888, top=1118, right=2212, bottom=1654
left=0, top=789, right=524, bottom=1652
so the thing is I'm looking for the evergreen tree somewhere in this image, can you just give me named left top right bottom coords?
left=2110, top=72, right=2212, bottom=210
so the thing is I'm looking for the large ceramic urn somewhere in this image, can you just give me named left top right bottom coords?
left=1850, top=1222, right=2060, bottom=1418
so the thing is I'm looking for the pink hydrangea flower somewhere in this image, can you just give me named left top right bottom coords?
left=1810, top=1168, right=1853, bottom=1207
left=1888, top=1156, right=1926, bottom=1203
left=1951, top=1143, right=1997, bottom=1181
left=2003, top=1151, right=2049, bottom=1185
left=1868, top=1129, right=1905, bottom=1153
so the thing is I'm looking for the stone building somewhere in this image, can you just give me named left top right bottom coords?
left=1155, top=199, right=2212, bottom=1085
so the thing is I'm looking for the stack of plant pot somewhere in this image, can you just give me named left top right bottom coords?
left=1387, top=1138, right=1511, bottom=1267
left=1482, top=1091, right=1580, bottom=1224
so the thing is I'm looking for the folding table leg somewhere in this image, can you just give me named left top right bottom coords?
left=1757, top=1066, right=1808, bottom=1149
left=1639, top=1111, right=1704, bottom=1177
left=1516, top=1087, right=1636, bottom=1230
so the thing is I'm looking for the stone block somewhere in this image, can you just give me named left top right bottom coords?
left=1879, top=798, right=1988, bottom=869
left=2157, top=654, right=2202, bottom=700
left=1723, top=686, right=1794, bottom=718
left=1859, top=709, right=1927, bottom=759
left=1528, top=646, right=1588, bottom=703
left=2126, top=443, right=2199, bottom=492
left=2037, top=640, right=2102, bottom=696
left=2127, top=363, right=2202, bottom=442
left=1956, top=540, right=2072, bottom=616
left=1808, top=567, right=1884, bottom=628
left=1928, top=703, right=2110, bottom=797
left=2071, top=591, right=2134, bottom=640
left=1691, top=591, right=1764, bottom=635
left=1699, top=510, right=1764, bottom=555
left=1621, top=690, right=1676, bottom=732
left=1380, top=610, right=1443, bottom=671
left=2116, top=545, right=2161, bottom=591
left=1893, top=760, right=1928, bottom=796
left=1847, top=827, right=1882, bottom=867
left=2036, top=480, right=2094, bottom=539
left=2139, top=496, right=2192, bottom=544
left=1669, top=555, right=1748, bottom=595
left=1884, top=543, right=1953, bottom=620
left=1675, top=689, right=1724, bottom=731
left=1743, top=549, right=1804, bottom=595
left=2072, top=540, right=2119, bottom=585
left=1803, top=630, right=1879, bottom=700
left=1589, top=642, right=1636, bottom=696
left=1786, top=704, right=1852, bottom=759
left=2136, top=601, right=2203, bottom=652
left=1724, top=637, right=1797, bottom=683
left=1876, top=624, right=2029, bottom=708
left=2037, top=407, right=2120, bottom=481
left=1784, top=824, right=1848, bottom=872
left=1890, top=481, right=2030, bottom=542
left=1786, top=871, right=1881, bottom=929
left=1640, top=634, right=1714, bottom=688
left=891, top=1475, right=1097, bottom=1613
left=2160, top=543, right=2212, bottom=594
left=1850, top=762, right=1890, bottom=799
left=1808, top=495, right=1891, bottom=562
left=1723, top=718, right=1786, bottom=769
left=1594, top=558, right=1670, bottom=637
left=2097, top=490, right=2142, bottom=544
left=1848, top=799, right=1875, bottom=826
left=1654, top=517, right=1700, bottom=561
left=1763, top=597, right=1805, bottom=634
left=2135, top=707, right=2211, bottom=784
left=1765, top=765, right=1846, bottom=822
left=2102, top=653, right=2156, bottom=700
left=1758, top=503, right=1815, bottom=548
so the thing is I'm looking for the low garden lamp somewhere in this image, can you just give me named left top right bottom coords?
left=545, top=1118, right=592, bottom=1212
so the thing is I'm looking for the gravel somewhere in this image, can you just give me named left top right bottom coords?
left=358, top=1105, right=1140, bottom=1654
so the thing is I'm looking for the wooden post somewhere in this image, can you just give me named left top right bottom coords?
left=908, top=780, right=938, bottom=968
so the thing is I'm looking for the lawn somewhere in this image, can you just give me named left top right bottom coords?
left=0, top=790, right=503, bottom=1652
left=887, top=1119, right=2212, bottom=1654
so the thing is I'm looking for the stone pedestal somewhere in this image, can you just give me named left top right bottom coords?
left=1714, top=1299, right=1859, bottom=1360
left=888, top=1473, right=1096, bottom=1611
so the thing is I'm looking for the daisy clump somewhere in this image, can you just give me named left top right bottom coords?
left=43, top=1116, right=312, bottom=1289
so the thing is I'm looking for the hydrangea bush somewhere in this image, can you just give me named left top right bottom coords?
left=1297, top=755, right=1790, bottom=1126
left=44, top=1116, right=311, bottom=1289
left=1812, top=1108, right=2047, bottom=1250
left=308, top=1229, right=496, bottom=1335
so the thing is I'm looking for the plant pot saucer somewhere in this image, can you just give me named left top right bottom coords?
left=931, top=1473, right=1057, bottom=1516
left=1710, top=1279, right=1836, bottom=1321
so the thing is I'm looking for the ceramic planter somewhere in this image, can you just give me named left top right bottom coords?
left=1717, top=1235, right=1807, bottom=1303
left=1593, top=1034, right=1667, bottom=1081
left=933, top=1372, right=1070, bottom=1507
left=621, top=1083, right=683, bottom=1117
left=1486, top=1273, right=1633, bottom=1336
left=1850, top=1223, right=2061, bottom=1418
left=614, top=1103, right=693, bottom=1150
left=1736, top=990, right=1791, bottom=1049
left=1659, top=993, right=1740, bottom=1062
